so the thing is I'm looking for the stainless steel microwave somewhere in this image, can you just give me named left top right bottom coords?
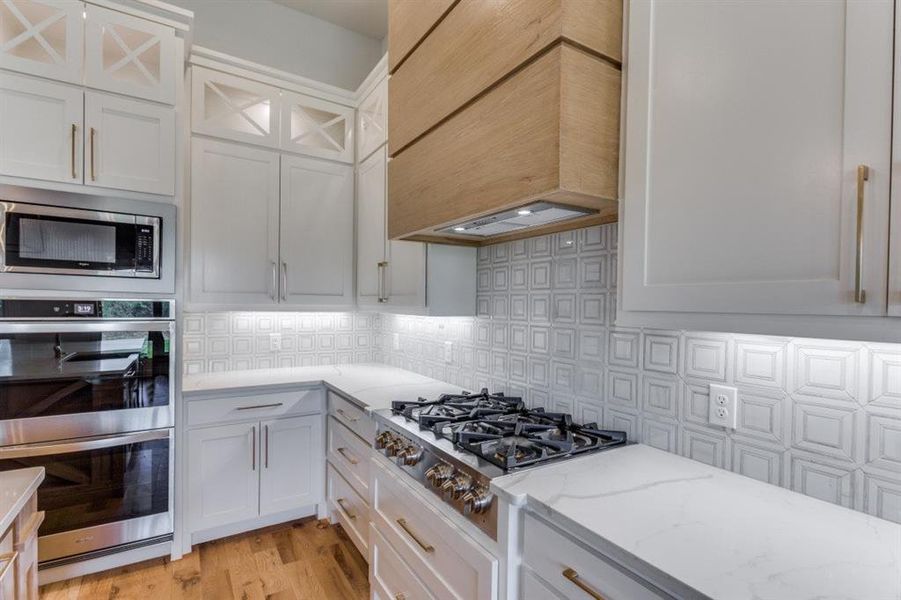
left=0, top=202, right=161, bottom=278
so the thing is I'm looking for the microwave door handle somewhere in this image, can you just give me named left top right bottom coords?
left=0, top=429, right=170, bottom=459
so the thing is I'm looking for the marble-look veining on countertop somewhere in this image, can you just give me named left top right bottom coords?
left=492, top=444, right=901, bottom=600
left=182, top=363, right=463, bottom=411
left=0, top=467, right=43, bottom=534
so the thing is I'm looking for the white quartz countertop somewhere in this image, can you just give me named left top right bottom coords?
left=182, top=363, right=462, bottom=411
left=0, top=467, right=43, bottom=535
left=492, top=444, right=901, bottom=600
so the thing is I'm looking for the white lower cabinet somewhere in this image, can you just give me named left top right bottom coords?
left=369, top=524, right=435, bottom=600
left=327, top=463, right=369, bottom=555
left=259, top=415, right=323, bottom=516
left=521, top=512, right=671, bottom=600
left=187, top=422, right=260, bottom=531
left=370, top=458, right=498, bottom=600
left=186, top=389, right=324, bottom=540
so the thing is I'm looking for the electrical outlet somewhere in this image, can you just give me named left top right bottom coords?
left=444, top=341, right=453, bottom=364
left=392, top=333, right=400, bottom=350
left=708, top=383, right=738, bottom=429
left=268, top=333, right=281, bottom=352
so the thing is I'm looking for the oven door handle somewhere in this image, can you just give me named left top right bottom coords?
left=0, top=429, right=170, bottom=459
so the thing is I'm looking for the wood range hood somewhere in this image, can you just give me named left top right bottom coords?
left=387, top=0, right=623, bottom=246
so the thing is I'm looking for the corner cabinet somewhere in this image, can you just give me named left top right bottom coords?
left=619, top=0, right=896, bottom=336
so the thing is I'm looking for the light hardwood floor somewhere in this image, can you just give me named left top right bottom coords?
left=39, top=519, right=369, bottom=600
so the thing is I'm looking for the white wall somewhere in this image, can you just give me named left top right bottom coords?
left=172, top=0, right=384, bottom=90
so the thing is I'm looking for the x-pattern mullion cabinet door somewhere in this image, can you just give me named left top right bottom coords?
left=84, top=90, right=175, bottom=195
left=0, top=71, right=83, bottom=183
left=357, top=77, right=386, bottom=162
left=84, top=3, right=176, bottom=105
left=280, top=91, right=354, bottom=163
left=0, top=0, right=84, bottom=84
left=192, top=66, right=280, bottom=148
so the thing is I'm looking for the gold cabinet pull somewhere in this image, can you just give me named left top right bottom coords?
left=854, top=164, right=869, bottom=303
left=281, top=261, right=288, bottom=301
left=70, top=123, right=77, bottom=179
left=336, top=447, right=358, bottom=465
left=236, top=402, right=283, bottom=411
left=336, top=408, right=359, bottom=423
left=270, top=261, right=278, bottom=301
left=378, top=261, right=389, bottom=302
left=395, top=595, right=406, bottom=600
left=563, top=568, right=606, bottom=600
left=396, top=518, right=433, bottom=553
left=264, top=424, right=269, bottom=469
left=336, top=497, right=356, bottom=519
left=250, top=426, right=256, bottom=471
left=89, top=127, right=96, bottom=181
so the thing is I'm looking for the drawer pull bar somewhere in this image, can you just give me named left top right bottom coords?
left=336, top=497, right=357, bottom=519
left=854, top=164, right=870, bottom=303
left=395, top=595, right=406, bottom=600
left=396, top=518, right=434, bottom=554
left=563, top=568, right=607, bottom=600
left=0, top=552, right=18, bottom=583
left=336, top=408, right=359, bottom=422
left=236, top=402, right=284, bottom=411
left=336, top=447, right=359, bottom=465
left=251, top=426, right=256, bottom=471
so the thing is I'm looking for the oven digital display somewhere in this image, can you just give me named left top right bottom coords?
left=74, top=303, right=94, bottom=316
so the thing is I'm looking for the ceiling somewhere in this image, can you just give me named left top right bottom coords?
left=270, top=0, right=387, bottom=39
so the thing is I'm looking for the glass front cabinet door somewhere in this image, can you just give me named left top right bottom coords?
left=0, top=0, right=84, bottom=84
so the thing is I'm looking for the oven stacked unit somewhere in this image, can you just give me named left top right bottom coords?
left=0, top=299, right=175, bottom=565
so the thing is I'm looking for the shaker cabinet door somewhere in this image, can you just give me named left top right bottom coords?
left=259, top=415, right=323, bottom=517
left=357, top=145, right=388, bottom=306
left=84, top=91, right=175, bottom=195
left=621, top=0, right=893, bottom=317
left=84, top=4, right=176, bottom=104
left=279, top=155, right=354, bottom=307
left=0, top=72, right=82, bottom=183
left=0, top=0, right=84, bottom=84
left=190, top=138, right=280, bottom=306
left=187, top=422, right=260, bottom=532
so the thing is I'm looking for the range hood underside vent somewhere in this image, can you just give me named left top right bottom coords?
left=436, top=201, right=597, bottom=237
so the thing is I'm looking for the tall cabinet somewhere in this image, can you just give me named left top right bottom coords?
left=619, top=0, right=896, bottom=338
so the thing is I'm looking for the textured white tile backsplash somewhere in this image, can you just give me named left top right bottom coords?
left=182, top=223, right=901, bottom=524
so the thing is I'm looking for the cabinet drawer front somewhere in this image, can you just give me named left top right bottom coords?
left=327, top=463, right=369, bottom=556
left=328, top=392, right=375, bottom=443
left=371, top=459, right=497, bottom=600
left=370, top=523, right=435, bottom=600
left=187, top=388, right=322, bottom=427
left=327, top=417, right=370, bottom=498
left=522, top=566, right=566, bottom=599
left=523, top=513, right=669, bottom=600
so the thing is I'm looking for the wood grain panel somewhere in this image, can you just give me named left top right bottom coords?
left=388, top=0, right=457, bottom=73
left=387, top=43, right=620, bottom=241
left=388, top=0, right=622, bottom=155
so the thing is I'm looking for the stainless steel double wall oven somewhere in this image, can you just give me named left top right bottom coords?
left=0, top=299, right=175, bottom=565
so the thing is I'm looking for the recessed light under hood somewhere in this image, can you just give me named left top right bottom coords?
left=437, top=202, right=596, bottom=237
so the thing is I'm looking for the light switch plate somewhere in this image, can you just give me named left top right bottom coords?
left=268, top=333, right=281, bottom=351
left=444, top=341, right=454, bottom=364
left=392, top=333, right=400, bottom=350
left=708, top=383, right=738, bottom=429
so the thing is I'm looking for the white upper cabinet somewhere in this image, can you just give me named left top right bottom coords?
left=191, top=138, right=280, bottom=306
left=84, top=90, right=174, bottom=195
left=0, top=72, right=82, bottom=183
left=0, top=0, right=84, bottom=84
left=192, top=66, right=280, bottom=147
left=84, top=4, right=176, bottom=104
left=357, top=145, right=388, bottom=306
left=280, top=154, right=354, bottom=306
left=280, top=91, right=354, bottom=163
left=621, top=0, right=894, bottom=317
left=357, top=76, right=386, bottom=162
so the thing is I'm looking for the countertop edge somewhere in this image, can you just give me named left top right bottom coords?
left=0, top=467, right=44, bottom=535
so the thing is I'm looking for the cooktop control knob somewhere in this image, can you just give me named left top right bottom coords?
left=425, top=463, right=454, bottom=487
left=385, top=438, right=406, bottom=457
left=399, top=445, right=424, bottom=466
left=462, top=486, right=493, bottom=515
left=375, top=431, right=394, bottom=450
left=441, top=472, right=472, bottom=500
